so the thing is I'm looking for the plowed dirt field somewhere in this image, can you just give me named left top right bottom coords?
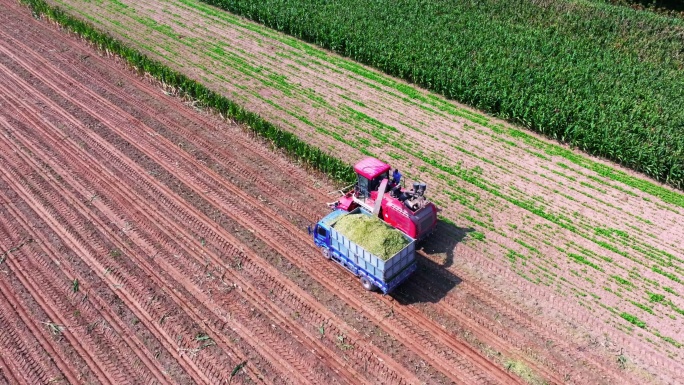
left=1, top=0, right=683, bottom=384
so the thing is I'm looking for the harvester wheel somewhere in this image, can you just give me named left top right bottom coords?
left=360, top=276, right=375, bottom=291
left=321, top=248, right=331, bottom=260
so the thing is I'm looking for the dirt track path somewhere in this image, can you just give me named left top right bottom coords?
left=29, top=0, right=683, bottom=382
left=0, top=2, right=530, bottom=384
left=0, top=8, right=531, bottom=383
left=2, top=0, right=683, bottom=384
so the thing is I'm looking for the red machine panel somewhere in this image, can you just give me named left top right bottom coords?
left=354, top=157, right=391, bottom=180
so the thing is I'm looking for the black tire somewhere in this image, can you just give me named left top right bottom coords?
left=360, top=276, right=375, bottom=291
left=321, top=248, right=332, bottom=260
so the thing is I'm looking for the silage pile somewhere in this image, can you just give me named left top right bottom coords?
left=332, top=213, right=409, bottom=260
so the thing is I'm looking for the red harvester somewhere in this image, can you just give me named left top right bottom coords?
left=329, top=157, right=438, bottom=241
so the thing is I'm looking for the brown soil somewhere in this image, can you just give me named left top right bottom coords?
left=1, top=0, right=682, bottom=384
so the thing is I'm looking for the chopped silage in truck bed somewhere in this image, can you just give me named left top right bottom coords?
left=331, top=213, right=409, bottom=260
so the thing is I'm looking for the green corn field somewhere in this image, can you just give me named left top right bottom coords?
left=200, top=0, right=684, bottom=189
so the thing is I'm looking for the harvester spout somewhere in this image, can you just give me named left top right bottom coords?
left=372, top=178, right=388, bottom=216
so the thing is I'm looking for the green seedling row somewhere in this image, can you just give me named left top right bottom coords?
left=201, top=0, right=684, bottom=189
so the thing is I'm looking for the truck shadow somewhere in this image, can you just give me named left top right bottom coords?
left=391, top=219, right=474, bottom=305
left=420, top=219, right=474, bottom=268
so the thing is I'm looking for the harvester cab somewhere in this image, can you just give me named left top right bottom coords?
left=329, top=157, right=438, bottom=241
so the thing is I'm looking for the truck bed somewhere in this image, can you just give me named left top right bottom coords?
left=317, top=208, right=416, bottom=293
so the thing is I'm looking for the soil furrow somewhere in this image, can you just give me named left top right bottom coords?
left=0, top=29, right=432, bottom=384
left=0, top=186, right=120, bottom=385
left=0, top=356, right=19, bottom=385
left=0, top=137, right=195, bottom=385
left=0, top=98, right=267, bottom=384
left=0, top=291, right=54, bottom=385
left=0, top=242, right=84, bottom=385
left=0, top=47, right=374, bottom=384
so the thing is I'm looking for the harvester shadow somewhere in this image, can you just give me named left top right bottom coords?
left=391, top=219, right=474, bottom=305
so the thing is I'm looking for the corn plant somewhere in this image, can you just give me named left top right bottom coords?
left=200, top=0, right=684, bottom=189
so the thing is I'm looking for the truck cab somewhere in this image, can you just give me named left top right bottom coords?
left=312, top=223, right=332, bottom=257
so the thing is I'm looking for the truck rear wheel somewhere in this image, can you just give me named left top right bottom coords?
left=321, top=248, right=331, bottom=260
left=360, top=276, right=375, bottom=291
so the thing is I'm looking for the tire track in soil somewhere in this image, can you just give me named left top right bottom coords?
left=0, top=56, right=324, bottom=384
left=0, top=193, right=162, bottom=385
left=0, top=31, right=513, bottom=382
left=0, top=358, right=18, bottom=385
left=0, top=36, right=400, bottom=384
left=0, top=283, right=60, bottom=385
left=444, top=242, right=653, bottom=383
left=405, top=275, right=569, bottom=383
left=0, top=146, right=197, bottom=385
left=0, top=101, right=272, bottom=384
left=0, top=356, right=20, bottom=385
left=0, top=22, right=438, bottom=384
left=0, top=51, right=413, bottom=385
left=0, top=364, right=15, bottom=385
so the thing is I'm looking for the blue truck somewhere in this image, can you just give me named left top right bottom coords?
left=308, top=208, right=417, bottom=294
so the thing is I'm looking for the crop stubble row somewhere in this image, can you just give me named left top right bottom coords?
left=0, top=24, right=442, bottom=384
left=0, top=48, right=358, bottom=380
left=1, top=1, right=668, bottom=382
left=0, top=10, right=440, bottom=382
